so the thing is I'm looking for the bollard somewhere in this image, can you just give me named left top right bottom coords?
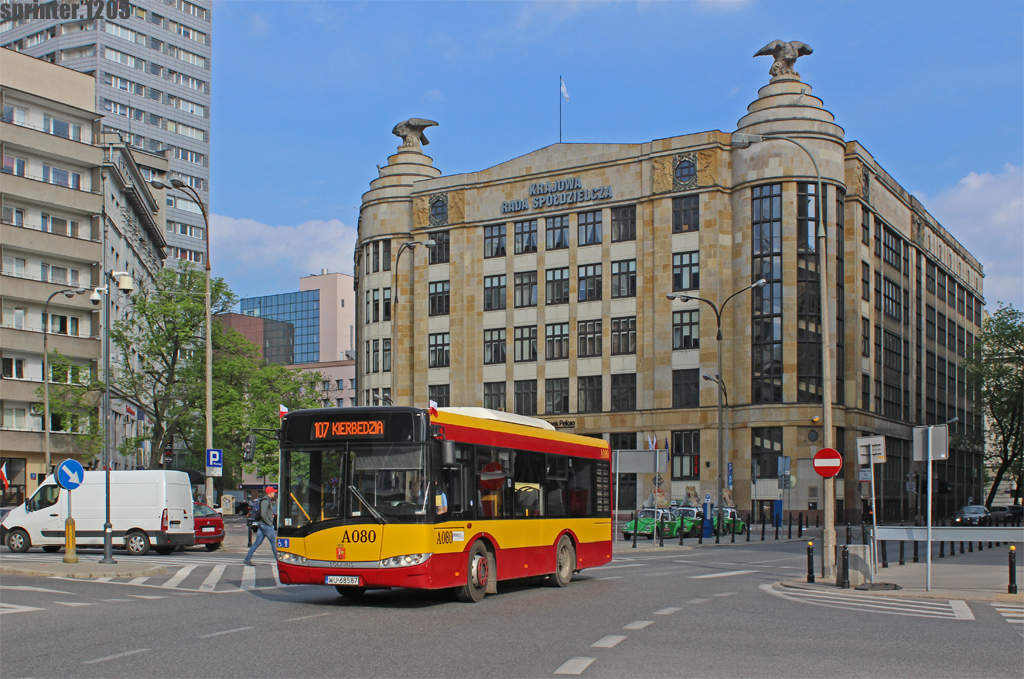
left=1010, top=546, right=1018, bottom=595
left=788, top=513, right=793, bottom=540
left=861, top=523, right=869, bottom=546
left=939, top=539, right=944, bottom=558
left=698, top=527, right=703, bottom=545
left=967, top=540, right=972, bottom=553
left=816, top=514, right=819, bottom=529
left=678, top=522, right=685, bottom=547
left=913, top=540, right=919, bottom=563
left=798, top=512, right=804, bottom=538
left=247, top=521, right=254, bottom=547
left=839, top=545, right=851, bottom=589
left=746, top=515, right=751, bottom=542
left=731, top=523, right=736, bottom=543
left=63, top=516, right=78, bottom=565
left=950, top=539, right=956, bottom=556
left=899, top=540, right=905, bottom=566
left=632, top=512, right=638, bottom=549
left=806, top=541, right=815, bottom=583
left=761, top=514, right=766, bottom=541
left=881, top=540, right=888, bottom=568
left=659, top=515, right=665, bottom=547
left=846, top=524, right=852, bottom=544
left=979, top=540, right=983, bottom=552
left=715, top=515, right=720, bottom=544
left=775, top=519, right=780, bottom=541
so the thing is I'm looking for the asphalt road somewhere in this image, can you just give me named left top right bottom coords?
left=1, top=536, right=1021, bottom=678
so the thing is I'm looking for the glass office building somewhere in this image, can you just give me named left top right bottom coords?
left=240, top=290, right=320, bottom=364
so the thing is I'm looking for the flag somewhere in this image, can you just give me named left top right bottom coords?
left=428, top=400, right=438, bottom=417
left=137, top=409, right=147, bottom=424
left=560, top=77, right=569, bottom=101
left=279, top=404, right=289, bottom=418
left=647, top=435, right=656, bottom=451
left=0, top=462, right=8, bottom=491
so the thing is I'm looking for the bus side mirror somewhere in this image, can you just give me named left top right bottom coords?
left=441, top=440, right=456, bottom=467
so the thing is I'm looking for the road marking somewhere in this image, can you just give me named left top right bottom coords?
left=55, top=602, right=93, bottom=607
left=623, top=620, right=653, bottom=630
left=94, top=577, right=112, bottom=583
left=129, top=595, right=167, bottom=600
left=127, top=577, right=150, bottom=585
left=713, top=592, right=737, bottom=597
left=596, top=576, right=621, bottom=581
left=160, top=565, right=196, bottom=589
left=199, top=564, right=226, bottom=592
left=687, top=598, right=710, bottom=604
left=100, top=599, right=133, bottom=602
left=285, top=612, right=333, bottom=622
left=762, top=584, right=976, bottom=620
left=654, top=607, right=681, bottom=615
left=949, top=600, right=975, bottom=621
left=750, top=556, right=803, bottom=565
left=82, top=649, right=149, bottom=664
left=0, top=585, right=74, bottom=594
left=591, top=635, right=627, bottom=648
left=200, top=626, right=254, bottom=638
left=0, top=602, right=45, bottom=615
left=589, top=563, right=645, bottom=571
left=554, top=657, right=595, bottom=675
left=993, top=603, right=1024, bottom=638
left=689, top=570, right=756, bottom=579
left=241, top=564, right=257, bottom=590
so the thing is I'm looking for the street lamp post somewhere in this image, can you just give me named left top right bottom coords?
left=732, top=131, right=836, bottom=577
left=42, top=287, right=87, bottom=475
left=668, top=279, right=766, bottom=535
left=150, top=179, right=213, bottom=508
left=389, top=239, right=435, bottom=405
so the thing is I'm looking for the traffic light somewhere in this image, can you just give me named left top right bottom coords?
left=242, top=433, right=257, bottom=462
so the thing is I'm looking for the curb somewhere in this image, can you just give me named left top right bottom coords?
left=0, top=564, right=167, bottom=579
left=779, top=578, right=1024, bottom=603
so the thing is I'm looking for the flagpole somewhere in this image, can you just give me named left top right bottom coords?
left=559, top=75, right=562, bottom=143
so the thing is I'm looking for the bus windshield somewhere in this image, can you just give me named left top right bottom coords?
left=279, top=442, right=430, bottom=533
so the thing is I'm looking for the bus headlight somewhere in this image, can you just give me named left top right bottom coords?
left=379, top=553, right=432, bottom=568
left=277, top=551, right=307, bottom=566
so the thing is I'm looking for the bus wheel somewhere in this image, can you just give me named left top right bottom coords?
left=550, top=535, right=575, bottom=587
left=456, top=542, right=489, bottom=603
left=335, top=586, right=366, bottom=598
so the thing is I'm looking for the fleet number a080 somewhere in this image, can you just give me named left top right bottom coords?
left=436, top=530, right=465, bottom=544
left=339, top=528, right=376, bottom=543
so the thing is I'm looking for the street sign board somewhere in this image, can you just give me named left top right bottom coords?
left=858, top=467, right=873, bottom=482
left=856, top=435, right=886, bottom=465
left=727, top=462, right=733, bottom=489
left=704, top=493, right=712, bottom=504
left=912, top=425, right=949, bottom=461
left=55, top=459, right=84, bottom=491
left=206, top=448, right=223, bottom=478
left=812, top=448, right=843, bottom=478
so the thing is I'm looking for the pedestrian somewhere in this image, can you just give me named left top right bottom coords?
left=243, top=486, right=278, bottom=566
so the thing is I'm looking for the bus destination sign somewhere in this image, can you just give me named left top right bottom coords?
left=310, top=419, right=386, bottom=441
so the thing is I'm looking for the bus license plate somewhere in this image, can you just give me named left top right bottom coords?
left=326, top=575, right=360, bottom=586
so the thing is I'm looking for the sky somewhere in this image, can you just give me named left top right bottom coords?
left=207, top=0, right=1024, bottom=310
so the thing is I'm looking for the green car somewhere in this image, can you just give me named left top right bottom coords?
left=622, top=508, right=675, bottom=540
left=712, top=507, right=748, bottom=534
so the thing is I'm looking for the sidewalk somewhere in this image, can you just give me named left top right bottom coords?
left=0, top=558, right=166, bottom=579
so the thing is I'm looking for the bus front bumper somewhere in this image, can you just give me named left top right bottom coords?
left=276, top=552, right=464, bottom=590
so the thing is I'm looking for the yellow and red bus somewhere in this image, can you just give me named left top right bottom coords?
left=274, top=406, right=612, bottom=602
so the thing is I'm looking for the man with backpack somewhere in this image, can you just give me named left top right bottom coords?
left=243, top=486, right=278, bottom=567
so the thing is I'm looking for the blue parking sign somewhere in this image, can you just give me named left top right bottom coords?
left=206, top=448, right=223, bottom=468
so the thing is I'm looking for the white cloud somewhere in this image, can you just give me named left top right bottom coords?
left=209, top=214, right=357, bottom=300
left=918, top=164, right=1024, bottom=311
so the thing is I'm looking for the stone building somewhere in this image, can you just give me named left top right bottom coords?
left=355, top=45, right=984, bottom=523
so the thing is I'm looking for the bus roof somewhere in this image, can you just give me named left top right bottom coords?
left=436, top=407, right=555, bottom=431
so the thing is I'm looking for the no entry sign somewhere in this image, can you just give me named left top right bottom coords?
left=812, top=448, right=843, bottom=478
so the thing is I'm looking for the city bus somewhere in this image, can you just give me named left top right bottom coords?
left=273, top=406, right=612, bottom=602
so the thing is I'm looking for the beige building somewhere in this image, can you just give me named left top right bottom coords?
left=1, top=49, right=168, bottom=502
left=355, top=49, right=984, bottom=523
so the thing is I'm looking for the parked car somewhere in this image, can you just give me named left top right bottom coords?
left=623, top=508, right=674, bottom=540
left=1009, top=505, right=1023, bottom=521
left=671, top=506, right=703, bottom=537
left=988, top=505, right=1011, bottom=523
left=192, top=502, right=225, bottom=551
left=952, top=505, right=991, bottom=526
left=0, top=507, right=15, bottom=543
left=714, top=507, right=748, bottom=534
left=235, top=500, right=251, bottom=516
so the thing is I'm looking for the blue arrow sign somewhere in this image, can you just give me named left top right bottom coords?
left=56, top=458, right=85, bottom=491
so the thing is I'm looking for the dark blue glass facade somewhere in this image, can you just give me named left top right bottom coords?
left=240, top=290, right=320, bottom=364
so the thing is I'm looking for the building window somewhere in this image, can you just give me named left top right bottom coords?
left=514, top=219, right=538, bottom=254
left=484, top=224, right=506, bottom=258
left=383, top=339, right=391, bottom=372
left=483, top=275, right=506, bottom=311
left=484, top=382, right=506, bottom=411
left=578, top=210, right=602, bottom=246
left=883, top=278, right=902, bottom=321
left=861, top=209, right=870, bottom=245
left=578, top=264, right=602, bottom=302
left=545, top=267, right=570, bottom=305
left=578, top=320, right=602, bottom=358
left=862, top=262, right=871, bottom=301
left=937, top=269, right=946, bottom=305
left=546, top=215, right=569, bottom=250
left=514, top=271, right=538, bottom=308
left=672, top=369, right=699, bottom=408
left=610, top=259, right=636, bottom=298
left=610, top=373, right=636, bottom=412
left=428, top=230, right=449, bottom=264
left=796, top=182, right=822, bottom=403
left=514, top=380, right=537, bottom=415
left=672, top=252, right=699, bottom=291
left=671, top=430, right=700, bottom=480
left=372, top=241, right=380, bottom=273
left=862, top=317, right=871, bottom=357
left=2, top=155, right=26, bottom=177
left=428, top=384, right=450, bottom=407
left=673, top=310, right=700, bottom=349
left=874, top=270, right=882, bottom=312
left=2, top=357, right=26, bottom=379
left=751, top=427, right=783, bottom=479
left=751, top=183, right=783, bottom=404
left=428, top=333, right=450, bottom=368
left=372, top=340, right=380, bottom=372
left=610, top=317, right=636, bottom=355
left=429, top=194, right=448, bottom=227
left=365, top=290, right=372, bottom=324
left=672, top=195, right=699, bottom=233
left=382, top=288, right=391, bottom=322
left=514, top=326, right=538, bottom=362
left=483, top=328, right=507, bottom=365
left=674, top=157, right=696, bottom=185
left=610, top=205, right=636, bottom=242
left=545, top=323, right=569, bottom=360
left=382, top=239, right=391, bottom=271
left=883, top=227, right=902, bottom=271
left=429, top=280, right=450, bottom=316
left=577, top=375, right=603, bottom=413
left=926, top=261, right=936, bottom=294
left=545, top=378, right=569, bottom=414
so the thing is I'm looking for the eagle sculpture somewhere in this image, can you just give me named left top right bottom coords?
left=754, top=40, right=813, bottom=79
left=392, top=118, right=439, bottom=150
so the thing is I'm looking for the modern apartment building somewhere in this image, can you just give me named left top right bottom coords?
left=1, top=49, right=168, bottom=502
left=355, top=45, right=985, bottom=524
left=1, top=0, right=211, bottom=266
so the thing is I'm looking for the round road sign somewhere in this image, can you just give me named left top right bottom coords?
left=812, top=448, right=843, bottom=478
left=56, top=458, right=85, bottom=490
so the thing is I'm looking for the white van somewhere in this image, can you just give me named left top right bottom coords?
left=1, top=470, right=195, bottom=555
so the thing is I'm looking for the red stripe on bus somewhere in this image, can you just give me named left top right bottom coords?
left=433, top=418, right=609, bottom=460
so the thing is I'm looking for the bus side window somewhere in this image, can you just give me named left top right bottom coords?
left=513, top=449, right=545, bottom=518
left=568, top=458, right=594, bottom=518
left=477, top=448, right=511, bottom=519
left=546, top=456, right=568, bottom=518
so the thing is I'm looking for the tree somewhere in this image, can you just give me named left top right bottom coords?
left=965, top=304, right=1024, bottom=506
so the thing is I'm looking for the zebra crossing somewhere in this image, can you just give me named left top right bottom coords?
left=992, top=602, right=1024, bottom=637
left=761, top=583, right=976, bottom=620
